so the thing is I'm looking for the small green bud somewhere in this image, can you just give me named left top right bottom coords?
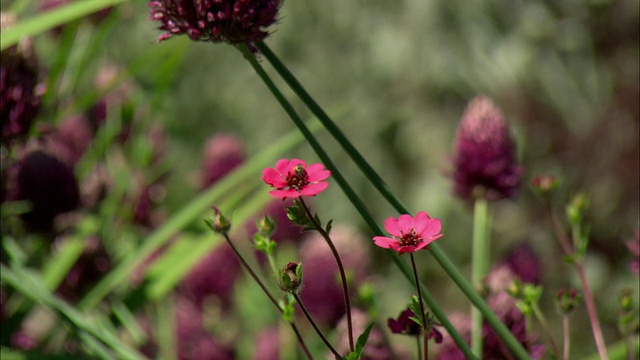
left=256, top=216, right=275, bottom=236
left=531, top=175, right=559, bottom=196
left=206, top=207, right=231, bottom=234
left=566, top=193, right=588, bottom=226
left=555, top=288, right=582, bottom=314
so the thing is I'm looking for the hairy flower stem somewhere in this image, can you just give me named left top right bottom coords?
left=547, top=205, right=609, bottom=360
left=221, top=233, right=313, bottom=360
left=293, top=292, right=342, bottom=358
left=253, top=41, right=530, bottom=360
left=471, top=197, right=490, bottom=358
left=298, top=197, right=354, bottom=352
left=410, top=253, right=429, bottom=360
left=562, top=314, right=570, bottom=360
left=240, top=45, right=483, bottom=359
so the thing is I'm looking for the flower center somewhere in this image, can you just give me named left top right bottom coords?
left=398, top=229, right=421, bottom=246
left=287, top=165, right=309, bottom=190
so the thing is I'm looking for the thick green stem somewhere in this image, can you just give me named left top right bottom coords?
left=240, top=44, right=477, bottom=359
left=255, top=41, right=531, bottom=360
left=471, top=197, right=490, bottom=357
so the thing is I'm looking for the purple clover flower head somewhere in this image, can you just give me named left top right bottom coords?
left=201, top=134, right=245, bottom=189
left=1, top=13, right=42, bottom=147
left=298, top=225, right=371, bottom=326
left=8, top=149, right=79, bottom=233
left=452, top=96, right=523, bottom=202
left=180, top=243, right=242, bottom=309
left=504, top=242, right=542, bottom=285
left=148, top=0, right=281, bottom=44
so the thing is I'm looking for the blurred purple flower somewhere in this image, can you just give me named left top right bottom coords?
left=7, top=149, right=79, bottom=233
left=387, top=308, right=421, bottom=336
left=148, top=0, right=281, bottom=44
left=504, top=243, right=542, bottom=285
left=201, top=134, right=245, bottom=189
left=336, top=309, right=399, bottom=360
left=254, top=326, right=279, bottom=360
left=1, top=13, right=42, bottom=146
left=180, top=243, right=242, bottom=309
left=298, top=225, right=371, bottom=326
left=451, top=96, right=523, bottom=201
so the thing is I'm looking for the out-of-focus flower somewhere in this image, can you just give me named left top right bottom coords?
left=55, top=236, right=111, bottom=302
left=504, top=243, right=542, bottom=285
left=335, top=309, right=399, bottom=360
left=1, top=13, right=42, bottom=146
left=373, top=211, right=442, bottom=254
left=555, top=289, right=582, bottom=314
left=262, top=159, right=330, bottom=200
left=451, top=96, right=523, bottom=201
left=254, top=326, right=279, bottom=360
left=200, top=134, right=245, bottom=189
left=387, top=308, right=421, bottom=335
left=626, top=229, right=639, bottom=276
left=148, top=0, right=281, bottom=44
left=180, top=243, right=242, bottom=309
left=7, top=148, right=79, bottom=233
left=298, top=225, right=370, bottom=326
left=531, top=175, right=559, bottom=196
left=436, top=265, right=545, bottom=360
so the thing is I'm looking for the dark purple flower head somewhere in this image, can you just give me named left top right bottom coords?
left=388, top=308, right=421, bottom=336
left=201, top=134, right=245, bottom=189
left=504, top=243, right=542, bottom=285
left=8, top=149, right=79, bottom=233
left=148, top=0, right=281, bottom=44
left=1, top=13, right=42, bottom=146
left=452, top=96, right=523, bottom=201
left=254, top=326, right=279, bottom=360
left=627, top=229, right=639, bottom=276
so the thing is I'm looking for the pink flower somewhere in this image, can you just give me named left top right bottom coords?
left=261, top=159, right=330, bottom=199
left=373, top=212, right=443, bottom=254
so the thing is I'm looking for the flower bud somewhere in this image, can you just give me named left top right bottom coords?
left=555, top=289, right=582, bottom=314
left=206, top=207, right=231, bottom=234
left=531, top=175, right=559, bottom=196
left=279, top=261, right=302, bottom=294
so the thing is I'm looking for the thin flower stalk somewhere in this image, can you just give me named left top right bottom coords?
left=219, top=231, right=313, bottom=360
left=562, top=314, right=570, bottom=360
left=410, top=253, right=429, bottom=360
left=297, top=197, right=354, bottom=352
left=531, top=301, right=560, bottom=359
left=238, top=43, right=480, bottom=359
left=547, top=205, right=609, bottom=360
left=292, top=292, right=341, bottom=358
left=250, top=43, right=532, bottom=359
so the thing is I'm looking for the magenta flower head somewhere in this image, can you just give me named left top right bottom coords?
left=148, top=0, right=281, bottom=44
left=373, top=211, right=443, bottom=254
left=451, top=96, right=523, bottom=201
left=261, top=158, right=330, bottom=199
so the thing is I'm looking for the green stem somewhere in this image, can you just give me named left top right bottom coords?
left=531, top=303, right=560, bottom=359
left=562, top=314, right=570, bottom=360
left=410, top=253, right=429, bottom=360
left=220, top=233, right=313, bottom=360
left=298, top=198, right=354, bottom=352
left=293, top=293, right=342, bottom=358
left=239, top=44, right=477, bottom=359
left=256, top=41, right=531, bottom=360
left=471, top=197, right=490, bottom=357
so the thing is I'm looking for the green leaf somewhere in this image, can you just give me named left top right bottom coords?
left=346, top=322, right=376, bottom=360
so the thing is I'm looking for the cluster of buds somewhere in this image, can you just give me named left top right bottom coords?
left=554, top=288, right=582, bottom=314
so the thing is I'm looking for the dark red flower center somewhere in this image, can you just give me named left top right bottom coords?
left=287, top=165, right=309, bottom=190
left=398, top=229, right=421, bottom=246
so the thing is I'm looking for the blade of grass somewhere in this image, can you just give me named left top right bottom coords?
left=1, top=0, right=128, bottom=50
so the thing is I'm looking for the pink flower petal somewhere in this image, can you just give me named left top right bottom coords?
left=412, top=211, right=431, bottom=235
left=274, top=159, right=292, bottom=174
left=419, top=219, right=442, bottom=239
left=269, top=189, right=301, bottom=199
left=383, top=217, right=402, bottom=237
left=300, top=182, right=328, bottom=196
left=413, top=241, right=432, bottom=252
left=373, top=236, right=397, bottom=249
left=397, top=214, right=414, bottom=233
left=262, top=167, right=287, bottom=187
left=306, top=163, right=331, bottom=181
